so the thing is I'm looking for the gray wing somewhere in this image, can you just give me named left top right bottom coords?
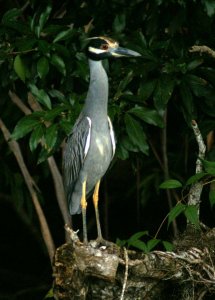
left=63, top=115, right=91, bottom=211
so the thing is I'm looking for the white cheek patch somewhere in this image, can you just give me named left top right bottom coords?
left=88, top=46, right=106, bottom=54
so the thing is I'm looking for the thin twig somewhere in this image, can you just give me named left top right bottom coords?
left=0, top=118, right=55, bottom=262
left=162, top=110, right=178, bottom=237
left=120, top=247, right=128, bottom=300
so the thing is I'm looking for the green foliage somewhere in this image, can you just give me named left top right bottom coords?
left=117, top=231, right=174, bottom=253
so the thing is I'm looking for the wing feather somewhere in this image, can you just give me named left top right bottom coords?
left=63, top=115, right=91, bottom=201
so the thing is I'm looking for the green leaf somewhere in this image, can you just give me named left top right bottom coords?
left=14, top=55, right=26, bottom=82
left=127, top=231, right=148, bottom=246
left=187, top=59, right=204, bottom=71
left=116, top=238, right=127, bottom=247
left=53, top=28, right=74, bottom=43
left=44, top=287, right=54, bottom=298
left=44, top=124, right=58, bottom=152
left=146, top=239, right=160, bottom=252
left=185, top=172, right=207, bottom=186
left=159, top=179, right=182, bottom=189
left=202, top=159, right=215, bottom=175
left=29, top=84, right=52, bottom=109
left=139, top=80, right=156, bottom=102
left=11, top=115, right=41, bottom=140
left=168, top=203, right=185, bottom=227
left=113, top=14, right=126, bottom=33
left=184, top=205, right=200, bottom=227
left=129, top=239, right=148, bottom=252
left=44, top=106, right=66, bottom=121
left=209, top=185, right=215, bottom=207
left=129, top=106, right=164, bottom=127
left=29, top=125, right=45, bottom=152
left=116, top=71, right=134, bottom=94
left=153, top=76, right=174, bottom=110
left=37, top=57, right=49, bottom=79
left=2, top=8, right=21, bottom=24
left=204, top=0, right=215, bottom=16
left=38, top=5, right=52, bottom=35
left=162, top=241, right=174, bottom=251
left=50, top=54, right=66, bottom=75
left=124, top=114, right=149, bottom=154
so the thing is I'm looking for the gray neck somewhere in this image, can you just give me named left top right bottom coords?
left=83, top=59, right=108, bottom=119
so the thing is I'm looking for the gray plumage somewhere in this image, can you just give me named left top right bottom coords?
left=63, top=59, right=115, bottom=215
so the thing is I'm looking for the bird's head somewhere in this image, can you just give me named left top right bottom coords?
left=86, top=36, right=141, bottom=61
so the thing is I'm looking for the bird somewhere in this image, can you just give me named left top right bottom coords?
left=63, top=36, right=141, bottom=244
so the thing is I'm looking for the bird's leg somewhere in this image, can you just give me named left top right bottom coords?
left=93, top=180, right=103, bottom=242
left=81, top=180, right=88, bottom=243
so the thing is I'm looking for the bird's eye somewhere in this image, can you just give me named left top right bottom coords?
left=100, top=44, right=109, bottom=50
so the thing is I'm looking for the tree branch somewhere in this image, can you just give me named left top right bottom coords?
left=9, top=91, right=72, bottom=233
left=189, top=45, right=215, bottom=59
left=0, top=118, right=55, bottom=262
left=188, top=120, right=206, bottom=214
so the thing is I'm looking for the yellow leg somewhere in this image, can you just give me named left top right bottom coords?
left=81, top=180, right=88, bottom=243
left=93, top=180, right=103, bottom=241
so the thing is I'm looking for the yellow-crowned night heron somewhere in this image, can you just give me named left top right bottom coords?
left=63, top=36, right=141, bottom=243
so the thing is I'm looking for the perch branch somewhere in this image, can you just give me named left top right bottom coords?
left=54, top=227, right=215, bottom=299
left=0, top=118, right=55, bottom=262
left=188, top=120, right=206, bottom=213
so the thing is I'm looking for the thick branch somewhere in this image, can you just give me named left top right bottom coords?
left=0, top=118, right=55, bottom=262
left=53, top=227, right=215, bottom=299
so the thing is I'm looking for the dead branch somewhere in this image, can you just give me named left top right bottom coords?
left=188, top=120, right=206, bottom=213
left=189, top=45, right=215, bottom=59
left=0, top=118, right=55, bottom=262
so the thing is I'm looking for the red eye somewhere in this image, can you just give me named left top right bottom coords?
left=101, top=44, right=109, bottom=50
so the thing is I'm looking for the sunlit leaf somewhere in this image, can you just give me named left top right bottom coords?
left=14, top=55, right=26, bottom=82
left=53, top=28, right=74, bottom=43
left=159, top=179, right=182, bottom=189
left=51, top=54, right=66, bottom=75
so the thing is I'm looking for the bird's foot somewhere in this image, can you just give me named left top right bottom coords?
left=89, top=237, right=116, bottom=249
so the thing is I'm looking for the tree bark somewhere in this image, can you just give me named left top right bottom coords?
left=53, top=226, right=215, bottom=300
